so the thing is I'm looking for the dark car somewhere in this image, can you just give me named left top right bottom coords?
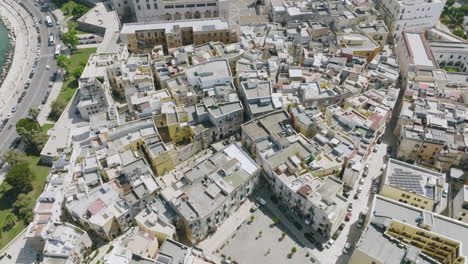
left=338, top=223, right=345, bottom=231
left=315, top=242, right=324, bottom=251
left=387, top=146, right=393, bottom=154
left=10, top=138, right=21, bottom=148
left=50, top=72, right=58, bottom=81
left=343, top=191, right=350, bottom=198
left=293, top=221, right=303, bottom=230
left=377, top=136, right=383, bottom=144
left=304, top=233, right=316, bottom=244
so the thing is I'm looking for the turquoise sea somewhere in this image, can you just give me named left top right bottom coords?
left=0, top=23, right=11, bottom=71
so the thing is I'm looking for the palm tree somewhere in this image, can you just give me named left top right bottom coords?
left=29, top=108, right=39, bottom=126
left=250, top=215, right=255, bottom=223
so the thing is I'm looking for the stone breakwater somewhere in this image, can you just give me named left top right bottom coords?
left=0, top=17, right=14, bottom=88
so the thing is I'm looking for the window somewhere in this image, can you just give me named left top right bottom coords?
left=136, top=0, right=139, bottom=3
left=197, top=3, right=206, bottom=6
left=137, top=5, right=141, bottom=10
left=207, top=2, right=217, bottom=6
left=175, top=4, right=184, bottom=8
left=154, top=3, right=157, bottom=8
left=186, top=4, right=195, bottom=7
left=165, top=5, right=174, bottom=8
left=124, top=0, right=127, bottom=3
left=147, top=3, right=150, bottom=9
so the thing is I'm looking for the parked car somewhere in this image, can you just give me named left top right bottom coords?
left=362, top=170, right=368, bottom=178
left=315, top=242, right=324, bottom=251
left=11, top=106, right=17, bottom=113
left=354, top=193, right=359, bottom=200
left=293, top=221, right=303, bottom=230
left=50, top=71, right=58, bottom=81
left=250, top=204, right=258, bottom=212
left=345, top=212, right=352, bottom=221
left=357, top=218, right=365, bottom=228
left=338, top=223, right=345, bottom=231
left=256, top=197, right=267, bottom=206
left=359, top=178, right=365, bottom=185
left=342, top=243, right=352, bottom=254
left=373, top=146, right=378, bottom=152
left=442, top=189, right=448, bottom=198
left=343, top=191, right=350, bottom=198
left=377, top=136, right=383, bottom=144
left=357, top=186, right=363, bottom=193
left=372, top=186, right=378, bottom=194
left=332, top=229, right=342, bottom=240
left=347, top=203, right=353, bottom=212
left=387, top=146, right=393, bottom=154
left=304, top=233, right=316, bottom=244
left=325, top=239, right=335, bottom=248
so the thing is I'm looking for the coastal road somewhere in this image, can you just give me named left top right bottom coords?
left=0, top=0, right=60, bottom=156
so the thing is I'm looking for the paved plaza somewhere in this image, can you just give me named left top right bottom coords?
left=217, top=203, right=317, bottom=264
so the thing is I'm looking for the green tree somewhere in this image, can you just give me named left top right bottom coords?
left=281, top=232, right=286, bottom=240
left=62, top=31, right=79, bottom=50
left=250, top=215, right=255, bottom=223
left=16, top=118, right=43, bottom=155
left=13, top=194, right=34, bottom=223
left=454, top=29, right=466, bottom=38
left=273, top=217, right=280, bottom=225
left=3, top=213, right=17, bottom=231
left=71, top=63, right=85, bottom=79
left=291, top=247, right=297, bottom=254
left=5, top=163, right=34, bottom=193
left=31, top=131, right=49, bottom=153
left=49, top=98, right=67, bottom=121
left=3, top=149, right=27, bottom=166
left=72, top=5, right=89, bottom=18
left=56, top=55, right=71, bottom=73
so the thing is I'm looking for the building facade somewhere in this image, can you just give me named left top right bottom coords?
left=375, top=0, right=444, bottom=40
left=120, top=18, right=238, bottom=52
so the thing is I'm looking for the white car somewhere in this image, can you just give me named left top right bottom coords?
left=442, top=189, right=448, bottom=198
left=359, top=178, right=365, bottom=185
left=325, top=239, right=335, bottom=248
left=357, top=186, right=363, bottom=193
left=46, top=65, right=50, bottom=70
left=256, top=197, right=267, bottom=206
left=6, top=113, right=12, bottom=119
left=250, top=204, right=258, bottom=212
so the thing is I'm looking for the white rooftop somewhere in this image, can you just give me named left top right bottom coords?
left=121, top=18, right=230, bottom=35
left=405, top=32, right=435, bottom=68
